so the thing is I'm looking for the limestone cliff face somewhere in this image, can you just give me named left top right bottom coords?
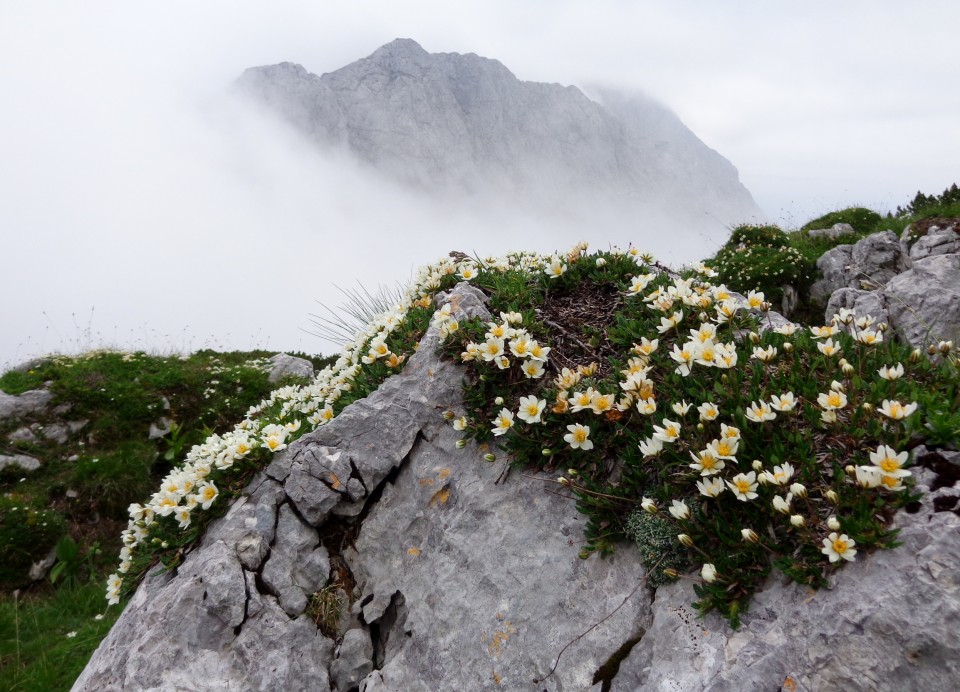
left=236, top=39, right=764, bottom=248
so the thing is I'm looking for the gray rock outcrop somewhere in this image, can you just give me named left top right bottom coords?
left=236, top=39, right=764, bottom=248
left=74, top=283, right=650, bottom=691
left=812, top=223, right=960, bottom=349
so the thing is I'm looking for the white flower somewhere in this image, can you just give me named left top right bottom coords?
left=522, top=360, right=546, bottom=379
left=877, top=363, right=904, bottom=381
left=636, top=398, right=657, bottom=416
left=641, top=497, right=658, bottom=513
left=639, top=436, right=663, bottom=457
left=652, top=419, right=681, bottom=444
left=491, top=409, right=515, bottom=437
left=671, top=400, right=692, bottom=417
left=817, top=338, right=841, bottom=357
left=751, top=345, right=778, bottom=362
left=697, top=401, right=720, bottom=421
left=790, top=514, right=805, bottom=528
left=878, top=399, right=918, bottom=420
left=854, top=465, right=883, bottom=488
left=696, top=477, right=725, bottom=498
left=770, top=393, right=797, bottom=412
left=564, top=423, right=594, bottom=450
left=66, top=631, right=77, bottom=638
left=772, top=494, right=792, bottom=514
left=517, top=396, right=547, bottom=424
left=669, top=499, right=691, bottom=520
left=817, top=390, right=848, bottom=411
left=768, top=463, right=795, bottom=486
left=727, top=472, right=759, bottom=501
left=701, top=563, right=718, bottom=582
left=821, top=532, right=857, bottom=563
left=689, top=449, right=725, bottom=476
left=106, top=573, right=123, bottom=605
left=452, top=416, right=467, bottom=431
left=195, top=481, right=219, bottom=510
left=480, top=338, right=506, bottom=361
left=745, top=400, right=776, bottom=423
left=869, top=444, right=911, bottom=478
left=707, top=437, right=738, bottom=461
left=741, top=528, right=760, bottom=543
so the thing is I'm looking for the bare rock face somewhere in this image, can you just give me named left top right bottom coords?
left=0, top=388, right=52, bottom=423
left=74, top=283, right=651, bottom=691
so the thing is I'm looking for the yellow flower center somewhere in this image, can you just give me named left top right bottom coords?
left=832, top=538, right=848, bottom=554
left=736, top=480, right=751, bottom=493
left=716, top=442, right=732, bottom=456
left=880, top=458, right=899, bottom=472
left=525, top=404, right=540, bottom=417
left=574, top=429, right=587, bottom=443
left=701, top=455, right=716, bottom=469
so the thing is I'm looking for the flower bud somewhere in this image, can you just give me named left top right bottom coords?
left=662, top=568, right=680, bottom=580
left=928, top=344, right=938, bottom=355
left=566, top=468, right=579, bottom=477
left=483, top=453, right=497, bottom=462
left=678, top=533, right=694, bottom=547
left=595, top=257, right=607, bottom=267
left=939, top=340, right=954, bottom=355
left=641, top=497, right=658, bottom=514
left=455, top=439, right=467, bottom=449
left=541, top=448, right=553, bottom=456
left=741, top=528, right=760, bottom=544
left=495, top=396, right=504, bottom=405
left=783, top=342, right=793, bottom=353
left=877, top=322, right=889, bottom=333
left=825, top=489, right=840, bottom=505
left=841, top=362, right=855, bottom=376
left=827, top=516, right=841, bottom=531
left=910, top=348, right=923, bottom=363
left=790, top=514, right=805, bottom=528
left=749, top=332, right=760, bottom=344
left=761, top=301, right=772, bottom=312
left=830, top=380, right=845, bottom=392
left=161, top=541, right=169, bottom=549
left=578, top=549, right=591, bottom=560
left=442, top=410, right=455, bottom=421
left=861, top=402, right=874, bottom=412
left=557, top=476, right=570, bottom=486
left=752, top=460, right=764, bottom=471
left=845, top=465, right=856, bottom=476
left=700, top=563, right=718, bottom=583
left=790, top=482, right=807, bottom=499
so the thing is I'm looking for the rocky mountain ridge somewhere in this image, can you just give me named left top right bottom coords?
left=236, top=39, right=764, bottom=249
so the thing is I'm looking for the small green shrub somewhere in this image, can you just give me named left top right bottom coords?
left=625, top=510, right=691, bottom=588
left=0, top=498, right=66, bottom=589
left=801, top=207, right=882, bottom=235
left=705, top=225, right=813, bottom=304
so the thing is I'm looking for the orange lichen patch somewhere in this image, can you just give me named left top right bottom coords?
left=406, top=547, right=421, bottom=557
left=324, top=472, right=342, bottom=490
left=782, top=676, right=797, bottom=692
left=428, top=368, right=434, bottom=377
left=437, top=468, right=452, bottom=480
left=478, top=442, right=490, bottom=452
left=418, top=478, right=435, bottom=487
left=429, top=486, right=451, bottom=507
left=492, top=671, right=502, bottom=685
left=487, top=622, right=516, bottom=657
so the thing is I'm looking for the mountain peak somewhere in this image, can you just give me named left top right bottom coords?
left=368, top=38, right=428, bottom=60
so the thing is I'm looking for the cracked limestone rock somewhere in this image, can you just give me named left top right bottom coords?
left=76, top=283, right=650, bottom=691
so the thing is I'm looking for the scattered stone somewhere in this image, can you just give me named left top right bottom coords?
left=29, top=547, right=57, bottom=581
left=267, top=353, right=315, bottom=383
left=8, top=426, right=38, bottom=444
left=805, top=222, right=856, bottom=241
left=809, top=244, right=853, bottom=305
left=148, top=417, right=173, bottom=440
left=0, top=389, right=52, bottom=423
left=910, top=225, right=960, bottom=261
left=39, top=422, right=71, bottom=444
left=0, top=454, right=41, bottom=473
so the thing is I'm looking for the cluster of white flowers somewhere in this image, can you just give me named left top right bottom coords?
left=460, top=312, right=550, bottom=378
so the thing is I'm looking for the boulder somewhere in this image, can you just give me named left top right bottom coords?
left=825, top=287, right=889, bottom=329
left=267, top=353, right=315, bottom=383
left=809, top=244, right=853, bottom=305
left=884, top=253, right=960, bottom=348
left=849, top=230, right=904, bottom=289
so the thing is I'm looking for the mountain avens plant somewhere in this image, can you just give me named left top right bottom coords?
left=107, top=243, right=958, bottom=629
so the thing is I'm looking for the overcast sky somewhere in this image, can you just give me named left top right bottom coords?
left=1, top=1, right=958, bottom=370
